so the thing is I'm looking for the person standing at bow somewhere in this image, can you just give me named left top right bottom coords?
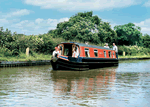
left=113, top=43, right=118, bottom=59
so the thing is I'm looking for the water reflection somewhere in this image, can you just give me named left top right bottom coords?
left=51, top=67, right=117, bottom=99
left=0, top=66, right=53, bottom=107
left=0, top=60, right=150, bottom=107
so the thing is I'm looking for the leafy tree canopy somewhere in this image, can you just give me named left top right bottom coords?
left=48, top=11, right=117, bottom=45
left=114, top=23, right=142, bottom=45
left=142, top=34, right=150, bottom=48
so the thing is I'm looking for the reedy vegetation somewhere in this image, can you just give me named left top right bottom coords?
left=0, top=11, right=150, bottom=61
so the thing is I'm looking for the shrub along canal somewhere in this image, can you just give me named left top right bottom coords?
left=0, top=59, right=150, bottom=107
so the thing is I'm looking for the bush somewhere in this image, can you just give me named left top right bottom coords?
left=0, top=47, right=12, bottom=57
left=118, top=46, right=124, bottom=55
left=117, top=45, right=150, bottom=56
left=12, top=49, right=19, bottom=56
left=0, top=53, right=3, bottom=57
left=4, top=50, right=12, bottom=57
left=19, top=53, right=27, bottom=59
left=130, top=48, right=137, bottom=56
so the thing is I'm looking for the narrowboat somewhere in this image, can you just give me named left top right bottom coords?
left=51, top=42, right=118, bottom=70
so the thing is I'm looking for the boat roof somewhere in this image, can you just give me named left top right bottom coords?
left=61, top=42, right=114, bottom=50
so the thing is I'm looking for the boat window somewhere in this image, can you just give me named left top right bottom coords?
left=64, top=48, right=69, bottom=56
left=94, top=49, right=98, bottom=57
left=63, top=44, right=72, bottom=56
left=113, top=52, right=114, bottom=55
left=109, top=51, right=111, bottom=57
left=104, top=51, right=106, bottom=57
left=85, top=48, right=90, bottom=57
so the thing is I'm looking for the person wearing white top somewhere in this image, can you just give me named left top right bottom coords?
left=104, top=43, right=110, bottom=48
left=58, top=46, right=62, bottom=56
left=52, top=47, right=58, bottom=57
left=113, top=43, right=118, bottom=59
left=72, top=46, right=79, bottom=58
left=72, top=47, right=76, bottom=57
left=76, top=47, right=79, bottom=58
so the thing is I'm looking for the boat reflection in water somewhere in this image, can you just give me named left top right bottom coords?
left=51, top=66, right=117, bottom=99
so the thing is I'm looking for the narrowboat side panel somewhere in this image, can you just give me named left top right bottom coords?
left=79, top=47, right=85, bottom=57
left=80, top=46, right=117, bottom=59
left=98, top=49, right=104, bottom=58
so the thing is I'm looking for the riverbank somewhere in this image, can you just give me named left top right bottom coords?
left=0, top=54, right=52, bottom=67
left=118, top=55, right=150, bottom=60
left=0, top=54, right=52, bottom=61
left=1, top=55, right=150, bottom=67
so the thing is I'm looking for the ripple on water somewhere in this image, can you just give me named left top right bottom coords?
left=0, top=60, right=150, bottom=107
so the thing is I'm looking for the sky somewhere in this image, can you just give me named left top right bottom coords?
left=0, top=0, right=150, bottom=35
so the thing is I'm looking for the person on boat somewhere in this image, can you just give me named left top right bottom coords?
left=76, top=46, right=79, bottom=58
left=113, top=43, right=118, bottom=59
left=72, top=46, right=78, bottom=58
left=85, top=41, right=89, bottom=45
left=104, top=43, right=110, bottom=48
left=52, top=47, right=58, bottom=57
left=58, top=46, right=62, bottom=56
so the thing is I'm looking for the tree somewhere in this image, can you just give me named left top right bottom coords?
left=114, top=23, right=142, bottom=45
left=50, top=11, right=117, bottom=45
left=142, top=34, right=150, bottom=48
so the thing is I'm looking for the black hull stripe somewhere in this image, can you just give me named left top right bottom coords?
left=56, top=58, right=118, bottom=68
left=58, top=60, right=89, bottom=67
left=58, top=64, right=89, bottom=70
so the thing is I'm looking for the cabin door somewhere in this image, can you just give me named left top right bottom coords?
left=63, top=44, right=72, bottom=57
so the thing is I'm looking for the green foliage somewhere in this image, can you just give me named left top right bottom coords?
left=50, top=11, right=117, bottom=44
left=0, top=47, right=12, bottom=57
left=118, top=45, right=150, bottom=56
left=19, top=53, right=27, bottom=59
left=142, top=34, right=150, bottom=48
left=0, top=11, right=149, bottom=61
left=118, top=46, right=131, bottom=55
left=114, top=23, right=142, bottom=46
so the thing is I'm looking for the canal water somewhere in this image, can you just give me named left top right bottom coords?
left=0, top=60, right=150, bottom=107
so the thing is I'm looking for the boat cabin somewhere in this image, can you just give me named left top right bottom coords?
left=56, top=42, right=117, bottom=59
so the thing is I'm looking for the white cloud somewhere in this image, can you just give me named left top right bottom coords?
left=8, top=17, right=69, bottom=35
left=24, top=0, right=141, bottom=11
left=0, top=19, right=9, bottom=24
left=134, top=18, right=150, bottom=35
left=15, top=20, right=29, bottom=28
left=59, top=17, right=69, bottom=22
left=111, top=23, right=119, bottom=29
left=47, top=19, right=57, bottom=24
left=101, top=17, right=150, bottom=35
left=35, top=18, right=44, bottom=24
left=4, top=9, right=32, bottom=18
left=143, top=0, right=150, bottom=7
left=0, top=18, right=20, bottom=27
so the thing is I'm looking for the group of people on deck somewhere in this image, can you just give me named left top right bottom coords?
left=104, top=43, right=118, bottom=59
left=52, top=45, right=79, bottom=58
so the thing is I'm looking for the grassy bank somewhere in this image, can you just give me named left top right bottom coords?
left=118, top=55, right=150, bottom=58
left=0, top=53, right=52, bottom=61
